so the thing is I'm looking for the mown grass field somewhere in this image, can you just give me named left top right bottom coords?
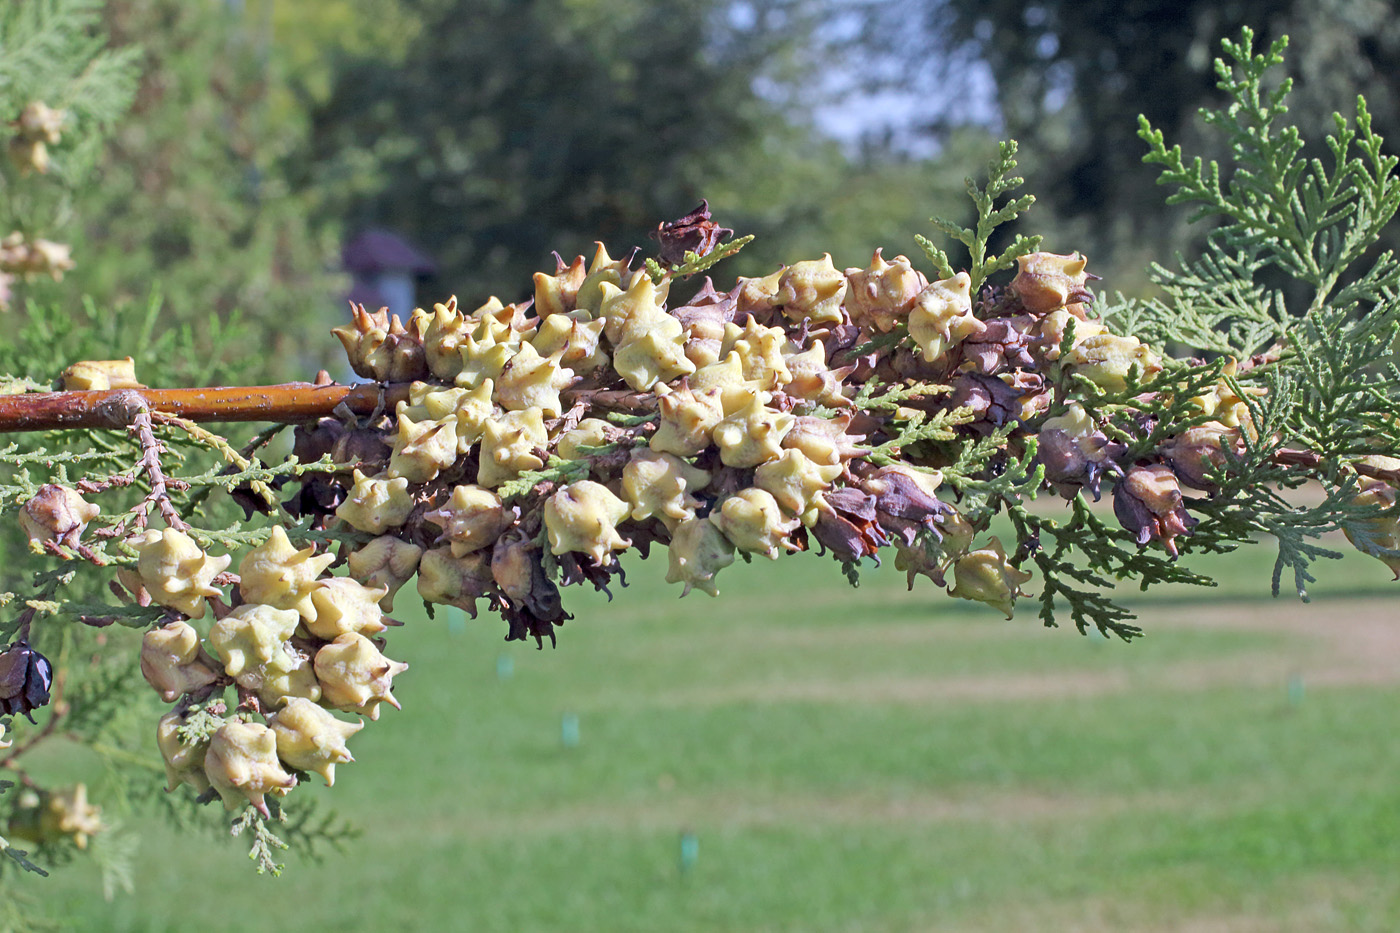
left=40, top=536, right=1400, bottom=931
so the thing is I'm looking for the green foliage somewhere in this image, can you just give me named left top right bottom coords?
left=0, top=29, right=174, bottom=912
left=0, top=0, right=140, bottom=229
left=231, top=805, right=290, bottom=877
left=644, top=235, right=755, bottom=284
left=1112, top=28, right=1400, bottom=596
left=497, top=457, right=592, bottom=503
left=231, top=797, right=359, bottom=877
left=883, top=32, right=1400, bottom=638
left=54, top=0, right=340, bottom=377
left=1136, top=29, right=1400, bottom=357
left=0, top=798, right=50, bottom=878
left=915, top=140, right=1043, bottom=291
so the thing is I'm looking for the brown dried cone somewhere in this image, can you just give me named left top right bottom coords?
left=492, top=530, right=563, bottom=615
left=1036, top=403, right=1126, bottom=500
left=944, top=373, right=1025, bottom=434
left=858, top=465, right=951, bottom=547
left=1113, top=464, right=1198, bottom=558
left=649, top=200, right=733, bottom=266
left=894, top=508, right=976, bottom=589
left=810, top=487, right=890, bottom=564
left=0, top=641, right=53, bottom=721
left=958, top=318, right=1037, bottom=374
left=18, top=484, right=99, bottom=550
left=672, top=278, right=739, bottom=368
left=1160, top=422, right=1245, bottom=491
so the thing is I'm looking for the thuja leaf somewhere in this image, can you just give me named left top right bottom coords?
left=497, top=457, right=590, bottom=502
left=916, top=140, right=1043, bottom=292
left=851, top=379, right=951, bottom=412
left=231, top=805, right=289, bottom=877
left=645, top=235, right=755, bottom=283
left=1138, top=26, right=1400, bottom=358
left=262, top=795, right=360, bottom=864
left=0, top=837, right=49, bottom=877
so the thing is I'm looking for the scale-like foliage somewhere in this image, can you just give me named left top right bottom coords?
left=1132, top=28, right=1400, bottom=357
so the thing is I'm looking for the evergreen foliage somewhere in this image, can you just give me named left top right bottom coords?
left=65, top=0, right=341, bottom=377
left=0, top=0, right=138, bottom=310
left=915, top=140, right=1043, bottom=291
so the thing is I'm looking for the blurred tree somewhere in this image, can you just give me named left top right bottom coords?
left=0, top=0, right=139, bottom=312
left=874, top=0, right=1400, bottom=287
left=46, top=0, right=345, bottom=377
left=301, top=0, right=988, bottom=305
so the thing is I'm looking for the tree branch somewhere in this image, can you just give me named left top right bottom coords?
left=0, top=382, right=412, bottom=433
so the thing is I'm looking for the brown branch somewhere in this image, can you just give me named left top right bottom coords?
left=560, top=386, right=658, bottom=414
left=131, top=409, right=188, bottom=531
left=1272, top=446, right=1400, bottom=487
left=0, top=382, right=412, bottom=433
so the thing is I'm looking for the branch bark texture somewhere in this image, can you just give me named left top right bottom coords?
left=0, top=383, right=412, bottom=432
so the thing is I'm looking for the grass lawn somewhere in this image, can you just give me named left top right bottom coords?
left=33, top=534, right=1400, bottom=931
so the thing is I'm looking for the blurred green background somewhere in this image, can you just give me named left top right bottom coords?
left=5, top=1, right=1400, bottom=929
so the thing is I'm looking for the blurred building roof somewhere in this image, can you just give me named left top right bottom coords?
left=342, top=229, right=437, bottom=276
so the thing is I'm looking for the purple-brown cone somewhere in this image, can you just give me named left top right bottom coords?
left=0, top=641, right=54, bottom=722
left=945, top=373, right=1024, bottom=434
left=1112, top=464, right=1198, bottom=558
left=650, top=200, right=734, bottom=266
left=860, top=465, right=951, bottom=547
left=811, top=487, right=891, bottom=563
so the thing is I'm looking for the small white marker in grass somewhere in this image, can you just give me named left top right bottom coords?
left=1287, top=671, right=1305, bottom=707
left=679, top=831, right=698, bottom=875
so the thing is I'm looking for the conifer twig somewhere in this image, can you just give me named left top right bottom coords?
left=0, top=383, right=412, bottom=432
left=130, top=408, right=188, bottom=531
